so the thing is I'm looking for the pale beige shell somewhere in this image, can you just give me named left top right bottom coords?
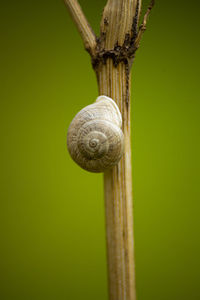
left=67, top=96, right=124, bottom=173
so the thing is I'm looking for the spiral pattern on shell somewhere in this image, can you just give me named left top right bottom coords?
left=67, top=96, right=124, bottom=173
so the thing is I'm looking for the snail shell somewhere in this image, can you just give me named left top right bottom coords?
left=67, top=95, right=124, bottom=173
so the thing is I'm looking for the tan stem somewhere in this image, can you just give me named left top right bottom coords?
left=97, top=60, right=135, bottom=300
left=95, top=1, right=140, bottom=299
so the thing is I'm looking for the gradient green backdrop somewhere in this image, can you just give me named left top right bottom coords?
left=1, top=0, right=200, bottom=299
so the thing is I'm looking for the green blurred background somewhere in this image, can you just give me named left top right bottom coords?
left=0, top=0, right=200, bottom=299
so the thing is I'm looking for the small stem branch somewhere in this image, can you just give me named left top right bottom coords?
left=64, top=0, right=96, bottom=55
left=134, top=0, right=155, bottom=50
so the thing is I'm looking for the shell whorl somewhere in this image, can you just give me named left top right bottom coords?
left=67, top=96, right=124, bottom=173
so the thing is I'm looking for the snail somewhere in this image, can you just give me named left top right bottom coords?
left=67, top=96, right=124, bottom=173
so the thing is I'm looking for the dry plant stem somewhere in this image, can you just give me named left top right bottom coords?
left=64, top=0, right=154, bottom=299
left=95, top=1, right=141, bottom=299
left=98, top=60, right=135, bottom=300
